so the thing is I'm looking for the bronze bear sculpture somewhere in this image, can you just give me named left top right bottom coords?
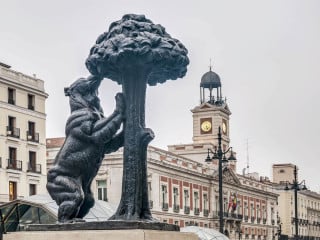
left=47, top=75, right=125, bottom=222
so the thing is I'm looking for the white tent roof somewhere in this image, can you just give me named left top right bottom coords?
left=181, top=226, right=230, bottom=240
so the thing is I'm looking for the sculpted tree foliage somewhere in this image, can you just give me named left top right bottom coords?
left=86, top=14, right=189, bottom=220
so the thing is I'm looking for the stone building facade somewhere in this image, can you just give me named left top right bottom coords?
left=273, top=164, right=320, bottom=239
left=0, top=63, right=48, bottom=203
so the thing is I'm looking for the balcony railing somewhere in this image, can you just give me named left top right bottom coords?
left=184, top=206, right=190, bottom=214
left=27, top=131, right=39, bottom=143
left=173, top=204, right=180, bottom=213
left=6, top=126, right=20, bottom=138
left=8, top=98, right=15, bottom=105
left=214, top=211, right=243, bottom=220
left=27, top=163, right=41, bottom=174
left=149, top=200, right=153, bottom=209
left=7, top=159, right=22, bottom=171
left=162, top=202, right=168, bottom=211
left=28, top=104, right=35, bottom=110
left=194, top=208, right=200, bottom=215
left=203, top=209, right=209, bottom=217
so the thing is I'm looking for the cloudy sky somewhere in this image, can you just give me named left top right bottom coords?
left=1, top=0, right=320, bottom=191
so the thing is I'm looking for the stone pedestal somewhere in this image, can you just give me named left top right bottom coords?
left=3, top=230, right=198, bottom=240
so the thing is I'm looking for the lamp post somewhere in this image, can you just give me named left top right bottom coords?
left=205, top=126, right=236, bottom=234
left=276, top=212, right=282, bottom=240
left=284, top=165, right=307, bottom=239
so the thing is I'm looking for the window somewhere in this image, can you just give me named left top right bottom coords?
left=8, top=116, right=16, bottom=130
left=8, top=147, right=21, bottom=170
left=27, top=121, right=39, bottom=142
left=161, top=185, right=168, bottom=210
left=28, top=94, right=35, bottom=110
left=173, top=187, right=179, bottom=206
left=28, top=121, right=35, bottom=137
left=174, top=220, right=179, bottom=225
left=97, top=180, right=107, bottom=201
left=251, top=203, right=255, bottom=217
left=28, top=151, right=37, bottom=172
left=203, top=193, right=208, bottom=210
left=9, top=181, right=17, bottom=201
left=29, top=184, right=36, bottom=196
left=184, top=189, right=189, bottom=207
left=8, top=88, right=15, bottom=105
left=194, top=192, right=199, bottom=214
left=7, top=116, right=19, bottom=138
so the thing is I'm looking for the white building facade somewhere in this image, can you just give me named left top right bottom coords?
left=0, top=63, right=48, bottom=203
left=273, top=164, right=320, bottom=239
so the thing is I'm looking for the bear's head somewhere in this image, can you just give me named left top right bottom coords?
left=64, top=75, right=103, bottom=113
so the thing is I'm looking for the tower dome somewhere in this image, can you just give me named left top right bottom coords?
left=200, top=70, right=221, bottom=89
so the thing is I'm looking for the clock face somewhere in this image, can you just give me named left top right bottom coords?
left=201, top=121, right=212, bottom=132
left=222, top=121, right=227, bottom=134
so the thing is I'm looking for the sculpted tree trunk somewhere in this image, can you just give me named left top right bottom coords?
left=86, top=14, right=189, bottom=221
left=116, top=68, right=154, bottom=220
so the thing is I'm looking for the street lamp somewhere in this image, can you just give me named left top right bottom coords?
left=284, top=165, right=307, bottom=239
left=276, top=212, right=282, bottom=240
left=205, top=126, right=236, bottom=234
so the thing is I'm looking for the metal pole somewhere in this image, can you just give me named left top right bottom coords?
left=218, top=127, right=224, bottom=233
left=0, top=208, right=3, bottom=240
left=294, top=165, right=298, bottom=239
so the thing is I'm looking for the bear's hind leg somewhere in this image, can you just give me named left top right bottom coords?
left=47, top=173, right=84, bottom=222
left=76, top=190, right=95, bottom=219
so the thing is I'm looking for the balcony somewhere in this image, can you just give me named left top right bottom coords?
left=162, top=202, right=168, bottom=211
left=28, top=104, right=35, bottom=110
left=27, top=163, right=41, bottom=174
left=173, top=204, right=180, bottom=213
left=6, top=126, right=20, bottom=138
left=149, top=200, right=153, bottom=209
left=203, top=209, right=209, bottom=217
left=244, top=216, right=249, bottom=222
left=257, top=217, right=261, bottom=223
left=263, top=218, right=267, bottom=224
left=194, top=208, right=200, bottom=215
left=7, top=159, right=22, bottom=171
left=8, top=98, right=15, bottom=105
left=184, top=206, right=190, bottom=214
left=27, top=131, right=39, bottom=143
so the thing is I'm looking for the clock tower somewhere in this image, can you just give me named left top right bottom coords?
left=168, top=65, right=236, bottom=170
left=192, top=66, right=231, bottom=150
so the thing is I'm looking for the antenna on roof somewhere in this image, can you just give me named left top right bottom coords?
left=246, top=139, right=250, bottom=175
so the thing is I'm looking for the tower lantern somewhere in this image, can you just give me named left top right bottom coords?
left=200, top=66, right=224, bottom=105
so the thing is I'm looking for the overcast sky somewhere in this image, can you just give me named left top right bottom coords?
left=1, top=0, right=320, bottom=192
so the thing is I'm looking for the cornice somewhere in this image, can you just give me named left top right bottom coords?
left=0, top=101, right=47, bottom=119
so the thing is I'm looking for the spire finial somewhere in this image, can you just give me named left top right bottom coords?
left=209, top=58, right=213, bottom=71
